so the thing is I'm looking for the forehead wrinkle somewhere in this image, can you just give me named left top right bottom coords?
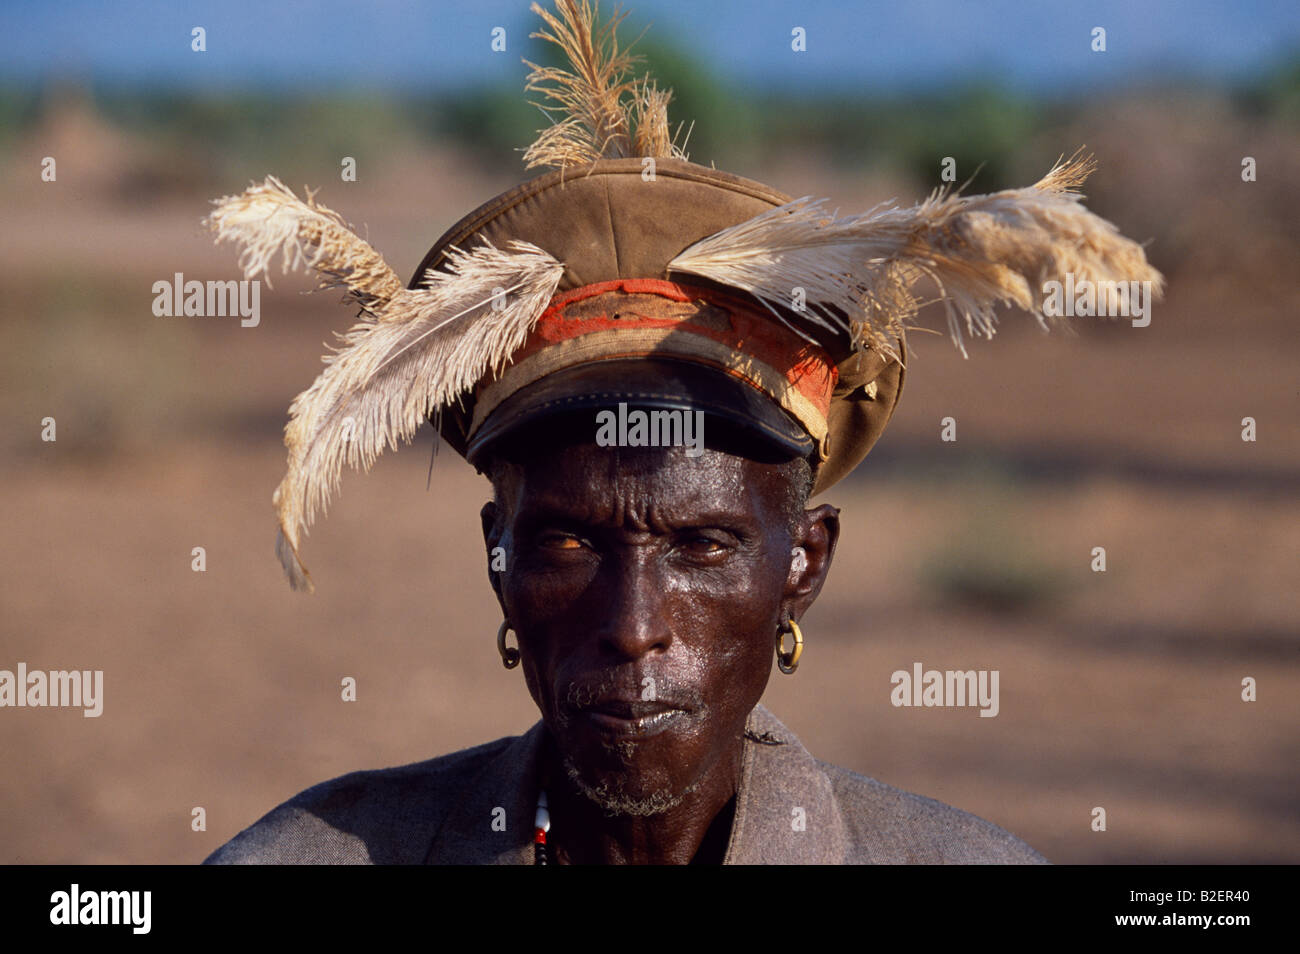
left=508, top=442, right=772, bottom=534
left=510, top=446, right=644, bottom=530
left=614, top=447, right=762, bottom=535
left=606, top=445, right=660, bottom=533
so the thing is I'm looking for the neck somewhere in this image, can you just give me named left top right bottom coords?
left=540, top=733, right=742, bottom=865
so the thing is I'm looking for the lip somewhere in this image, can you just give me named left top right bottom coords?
left=579, top=698, right=689, bottom=739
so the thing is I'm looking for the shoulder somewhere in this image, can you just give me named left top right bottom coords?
left=203, top=735, right=516, bottom=865
left=738, top=706, right=1045, bottom=865
left=818, top=760, right=1048, bottom=864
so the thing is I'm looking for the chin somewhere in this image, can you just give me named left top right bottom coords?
left=561, top=751, right=699, bottom=817
left=548, top=711, right=705, bottom=816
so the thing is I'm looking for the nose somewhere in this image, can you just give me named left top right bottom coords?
left=594, top=548, right=672, bottom=662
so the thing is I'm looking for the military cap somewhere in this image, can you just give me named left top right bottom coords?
left=410, top=156, right=906, bottom=488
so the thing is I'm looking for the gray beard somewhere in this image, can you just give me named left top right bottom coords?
left=562, top=755, right=699, bottom=817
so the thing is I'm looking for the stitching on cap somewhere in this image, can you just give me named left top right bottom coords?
left=428, top=161, right=790, bottom=272
left=507, top=391, right=810, bottom=447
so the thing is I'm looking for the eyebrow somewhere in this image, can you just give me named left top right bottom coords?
left=513, top=497, right=758, bottom=534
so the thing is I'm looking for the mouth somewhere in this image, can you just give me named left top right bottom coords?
left=578, top=697, right=689, bottom=739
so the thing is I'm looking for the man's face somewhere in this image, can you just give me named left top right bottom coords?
left=482, top=439, right=836, bottom=815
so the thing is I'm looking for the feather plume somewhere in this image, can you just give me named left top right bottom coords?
left=271, top=240, right=564, bottom=592
left=668, top=152, right=1164, bottom=361
left=523, top=0, right=686, bottom=169
left=631, top=78, right=685, bottom=161
left=205, top=175, right=402, bottom=313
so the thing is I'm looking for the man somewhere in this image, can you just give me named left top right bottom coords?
left=209, top=420, right=1044, bottom=864
left=204, top=0, right=1158, bottom=864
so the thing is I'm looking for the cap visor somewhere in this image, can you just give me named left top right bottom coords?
left=466, top=358, right=813, bottom=464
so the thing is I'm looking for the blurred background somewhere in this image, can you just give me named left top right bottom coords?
left=1, top=0, right=1297, bottom=864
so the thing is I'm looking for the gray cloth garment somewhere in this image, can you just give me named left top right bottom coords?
left=204, top=704, right=1046, bottom=864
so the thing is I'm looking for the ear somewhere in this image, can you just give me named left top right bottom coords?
left=782, top=503, right=840, bottom=623
left=480, top=500, right=507, bottom=613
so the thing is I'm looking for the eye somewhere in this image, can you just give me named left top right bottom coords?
left=676, top=533, right=733, bottom=559
left=539, top=532, right=584, bottom=550
left=685, top=537, right=723, bottom=553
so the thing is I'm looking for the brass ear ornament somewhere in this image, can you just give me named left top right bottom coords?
left=776, top=618, right=804, bottom=674
left=497, top=622, right=521, bottom=669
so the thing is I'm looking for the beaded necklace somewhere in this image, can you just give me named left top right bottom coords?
left=533, top=790, right=552, bottom=865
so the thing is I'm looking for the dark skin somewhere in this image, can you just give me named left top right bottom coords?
left=481, top=439, right=839, bottom=864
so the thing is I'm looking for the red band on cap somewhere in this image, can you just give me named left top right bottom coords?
left=509, top=278, right=837, bottom=419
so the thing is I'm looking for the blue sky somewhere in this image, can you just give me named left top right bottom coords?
left=3, top=0, right=1298, bottom=95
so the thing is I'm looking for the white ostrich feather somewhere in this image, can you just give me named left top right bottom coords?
left=668, top=154, right=1164, bottom=360
left=206, top=177, right=565, bottom=591
left=271, top=240, right=564, bottom=592
left=205, top=175, right=402, bottom=313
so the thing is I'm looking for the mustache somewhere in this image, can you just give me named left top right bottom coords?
left=559, top=673, right=704, bottom=713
